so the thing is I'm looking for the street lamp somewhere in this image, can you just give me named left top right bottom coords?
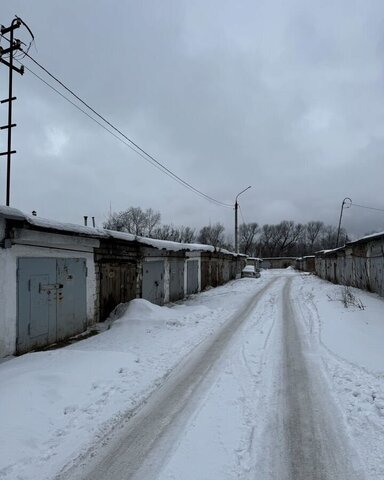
left=235, top=186, right=251, bottom=253
left=336, top=197, right=352, bottom=248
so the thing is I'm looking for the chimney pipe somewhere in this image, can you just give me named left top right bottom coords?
left=84, top=216, right=88, bottom=226
left=92, top=216, right=95, bottom=227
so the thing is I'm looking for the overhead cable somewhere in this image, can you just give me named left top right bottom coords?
left=352, top=203, right=384, bottom=213
left=17, top=48, right=232, bottom=208
left=16, top=61, right=231, bottom=203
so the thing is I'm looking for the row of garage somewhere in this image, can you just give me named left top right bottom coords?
left=0, top=207, right=246, bottom=357
left=312, top=232, right=384, bottom=297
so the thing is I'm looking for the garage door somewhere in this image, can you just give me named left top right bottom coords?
left=17, top=258, right=87, bottom=354
left=100, top=262, right=136, bottom=320
left=186, top=260, right=199, bottom=295
left=142, top=261, right=164, bottom=305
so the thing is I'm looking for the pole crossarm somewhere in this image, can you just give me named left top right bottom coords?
left=0, top=18, right=22, bottom=35
left=0, top=58, right=24, bottom=75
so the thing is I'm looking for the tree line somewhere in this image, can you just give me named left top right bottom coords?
left=103, top=207, right=346, bottom=257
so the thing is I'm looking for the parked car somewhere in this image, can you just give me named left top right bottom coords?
left=241, top=265, right=261, bottom=278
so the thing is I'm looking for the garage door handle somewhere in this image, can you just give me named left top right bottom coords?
left=39, top=283, right=63, bottom=292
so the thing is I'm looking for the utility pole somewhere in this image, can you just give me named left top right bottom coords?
left=0, top=18, right=24, bottom=206
left=235, top=186, right=251, bottom=253
left=336, top=197, right=352, bottom=248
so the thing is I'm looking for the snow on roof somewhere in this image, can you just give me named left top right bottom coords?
left=315, top=246, right=346, bottom=255
left=26, top=215, right=108, bottom=238
left=0, top=205, right=240, bottom=256
left=106, top=229, right=217, bottom=253
left=347, top=230, right=384, bottom=245
left=0, top=205, right=26, bottom=221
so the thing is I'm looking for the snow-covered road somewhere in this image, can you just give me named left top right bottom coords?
left=255, top=277, right=364, bottom=479
left=63, top=277, right=279, bottom=480
left=1, top=270, right=384, bottom=479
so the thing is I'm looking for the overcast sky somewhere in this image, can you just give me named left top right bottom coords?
left=1, top=0, right=384, bottom=239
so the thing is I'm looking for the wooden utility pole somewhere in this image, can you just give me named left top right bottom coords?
left=0, top=18, right=24, bottom=206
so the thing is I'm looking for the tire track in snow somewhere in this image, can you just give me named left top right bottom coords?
left=255, top=275, right=366, bottom=479
left=60, top=277, right=279, bottom=480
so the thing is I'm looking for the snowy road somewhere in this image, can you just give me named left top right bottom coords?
left=61, top=277, right=279, bottom=480
left=255, top=277, right=364, bottom=479
left=62, top=272, right=366, bottom=480
left=2, top=270, right=383, bottom=479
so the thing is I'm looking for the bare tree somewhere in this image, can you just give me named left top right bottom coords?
left=306, top=221, right=324, bottom=249
left=103, top=207, right=161, bottom=237
left=197, top=223, right=226, bottom=248
left=277, top=221, right=305, bottom=254
left=320, top=225, right=347, bottom=250
left=145, top=208, right=161, bottom=237
left=239, top=222, right=259, bottom=255
left=179, top=226, right=196, bottom=243
left=152, top=224, right=196, bottom=243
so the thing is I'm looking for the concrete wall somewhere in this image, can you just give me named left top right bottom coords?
left=261, top=257, right=297, bottom=269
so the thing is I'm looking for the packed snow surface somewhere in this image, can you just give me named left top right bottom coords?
left=1, top=270, right=384, bottom=479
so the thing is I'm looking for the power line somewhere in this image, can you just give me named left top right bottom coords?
left=15, top=60, right=230, bottom=203
left=352, top=203, right=384, bottom=213
left=13, top=44, right=232, bottom=208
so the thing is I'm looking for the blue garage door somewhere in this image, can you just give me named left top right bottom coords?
left=17, top=258, right=87, bottom=354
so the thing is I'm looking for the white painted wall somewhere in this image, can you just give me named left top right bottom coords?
left=0, top=235, right=98, bottom=357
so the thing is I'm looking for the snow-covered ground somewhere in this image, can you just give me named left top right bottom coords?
left=1, top=270, right=384, bottom=479
left=294, top=274, right=384, bottom=479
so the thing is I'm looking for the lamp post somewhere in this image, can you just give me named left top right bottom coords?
left=235, top=186, right=251, bottom=253
left=336, top=197, right=352, bottom=247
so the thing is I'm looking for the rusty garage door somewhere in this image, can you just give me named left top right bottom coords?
left=17, top=258, right=87, bottom=354
left=100, top=262, right=137, bottom=320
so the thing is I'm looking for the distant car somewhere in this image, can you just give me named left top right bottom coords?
left=241, top=265, right=261, bottom=278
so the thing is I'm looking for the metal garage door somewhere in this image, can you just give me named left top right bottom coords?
left=187, top=260, right=199, bottom=295
left=142, top=261, right=164, bottom=305
left=169, top=261, right=184, bottom=302
left=17, top=258, right=87, bottom=354
left=100, top=262, right=136, bottom=320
